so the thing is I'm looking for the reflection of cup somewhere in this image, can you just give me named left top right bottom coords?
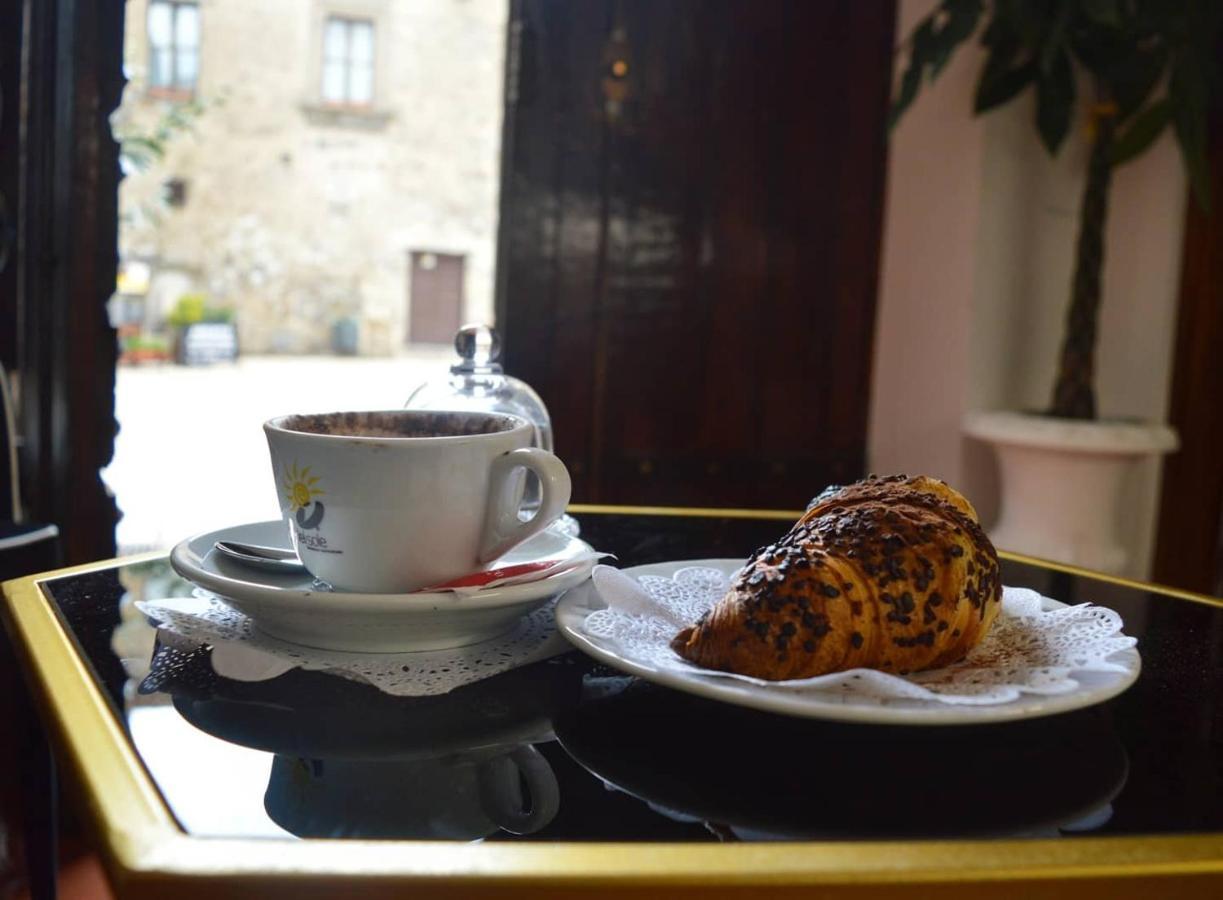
left=264, top=745, right=560, bottom=841
left=263, top=410, right=571, bottom=593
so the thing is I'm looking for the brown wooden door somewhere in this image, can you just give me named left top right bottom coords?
left=408, top=251, right=464, bottom=344
left=497, top=0, right=895, bottom=508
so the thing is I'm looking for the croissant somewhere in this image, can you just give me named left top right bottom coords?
left=670, top=475, right=1002, bottom=680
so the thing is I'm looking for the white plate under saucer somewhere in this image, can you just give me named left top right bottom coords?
left=555, top=559, right=1141, bottom=725
left=169, top=520, right=597, bottom=653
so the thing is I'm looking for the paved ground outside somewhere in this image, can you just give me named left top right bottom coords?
left=104, top=350, right=453, bottom=554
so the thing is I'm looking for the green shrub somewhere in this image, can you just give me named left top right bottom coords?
left=167, top=293, right=235, bottom=327
left=121, top=333, right=170, bottom=353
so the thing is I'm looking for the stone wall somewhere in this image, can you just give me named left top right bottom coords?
left=117, top=0, right=507, bottom=355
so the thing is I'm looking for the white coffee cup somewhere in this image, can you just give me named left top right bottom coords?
left=263, top=410, right=572, bottom=593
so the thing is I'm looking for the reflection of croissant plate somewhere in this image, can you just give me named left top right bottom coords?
left=554, top=679, right=1128, bottom=840
left=671, top=475, right=1003, bottom=680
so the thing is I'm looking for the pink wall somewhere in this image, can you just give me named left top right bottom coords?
left=869, top=0, right=1187, bottom=577
left=868, top=0, right=985, bottom=492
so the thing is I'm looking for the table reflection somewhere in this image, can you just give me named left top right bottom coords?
left=155, top=644, right=580, bottom=840
left=555, top=676, right=1127, bottom=840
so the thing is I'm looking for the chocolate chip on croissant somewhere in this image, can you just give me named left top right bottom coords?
left=670, top=475, right=1002, bottom=680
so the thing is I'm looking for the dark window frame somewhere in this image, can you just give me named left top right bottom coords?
left=5, top=0, right=123, bottom=564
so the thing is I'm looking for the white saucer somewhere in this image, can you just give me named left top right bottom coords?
left=170, top=520, right=596, bottom=652
left=555, top=559, right=1141, bottom=725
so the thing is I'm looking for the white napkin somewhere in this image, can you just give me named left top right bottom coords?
left=581, top=564, right=1139, bottom=707
left=592, top=566, right=687, bottom=625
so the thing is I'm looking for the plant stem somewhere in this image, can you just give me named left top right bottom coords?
left=1048, top=100, right=1116, bottom=420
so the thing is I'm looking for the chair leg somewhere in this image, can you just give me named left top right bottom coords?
left=9, top=640, right=57, bottom=900
left=19, top=717, right=57, bottom=900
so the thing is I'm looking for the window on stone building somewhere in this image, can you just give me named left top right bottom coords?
left=322, top=16, right=375, bottom=106
left=147, top=0, right=199, bottom=96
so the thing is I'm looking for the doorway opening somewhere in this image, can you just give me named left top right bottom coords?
left=104, top=0, right=508, bottom=553
left=408, top=251, right=466, bottom=345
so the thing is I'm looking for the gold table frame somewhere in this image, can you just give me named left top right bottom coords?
left=4, top=505, right=1223, bottom=898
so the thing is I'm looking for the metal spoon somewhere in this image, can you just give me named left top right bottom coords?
left=213, top=540, right=308, bottom=574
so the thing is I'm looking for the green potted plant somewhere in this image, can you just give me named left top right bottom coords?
left=117, top=328, right=171, bottom=365
left=890, top=0, right=1220, bottom=573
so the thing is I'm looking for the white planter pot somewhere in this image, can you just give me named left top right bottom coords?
left=963, top=411, right=1178, bottom=575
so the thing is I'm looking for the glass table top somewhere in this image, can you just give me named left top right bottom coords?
left=36, top=511, right=1223, bottom=844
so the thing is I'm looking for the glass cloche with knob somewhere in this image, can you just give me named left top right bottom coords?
left=405, top=323, right=553, bottom=451
left=406, top=324, right=566, bottom=525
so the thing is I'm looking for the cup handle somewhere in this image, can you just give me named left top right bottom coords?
left=479, top=447, right=572, bottom=563
left=477, top=745, right=560, bottom=835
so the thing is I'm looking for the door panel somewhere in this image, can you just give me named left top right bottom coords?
left=1153, top=83, right=1223, bottom=597
left=499, top=0, right=896, bottom=507
left=408, top=251, right=465, bottom=344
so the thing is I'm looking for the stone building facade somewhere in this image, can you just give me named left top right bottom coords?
left=116, top=0, right=507, bottom=355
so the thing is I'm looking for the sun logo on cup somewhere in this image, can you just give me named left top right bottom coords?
left=283, top=462, right=326, bottom=530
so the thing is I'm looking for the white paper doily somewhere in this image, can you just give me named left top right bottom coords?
left=137, top=591, right=572, bottom=697
left=554, top=561, right=1141, bottom=724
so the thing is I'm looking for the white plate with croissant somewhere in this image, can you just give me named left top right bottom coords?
left=555, top=476, right=1141, bottom=725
